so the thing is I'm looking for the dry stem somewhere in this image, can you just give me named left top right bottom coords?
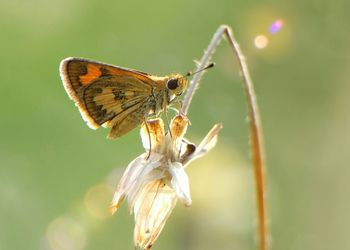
left=181, top=25, right=268, bottom=250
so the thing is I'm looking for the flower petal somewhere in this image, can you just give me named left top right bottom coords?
left=168, top=162, right=192, bottom=207
left=133, top=180, right=177, bottom=249
left=182, top=123, right=223, bottom=166
left=110, top=155, right=144, bottom=214
left=179, top=138, right=196, bottom=162
left=169, top=114, right=189, bottom=139
left=140, top=118, right=165, bottom=151
left=110, top=153, right=163, bottom=214
left=127, top=153, right=165, bottom=212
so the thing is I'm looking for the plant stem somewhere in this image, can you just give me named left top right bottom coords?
left=181, top=25, right=268, bottom=250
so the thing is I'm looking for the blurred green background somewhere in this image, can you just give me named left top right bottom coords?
left=1, top=0, right=349, bottom=249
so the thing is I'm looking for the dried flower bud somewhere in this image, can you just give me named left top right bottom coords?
left=110, top=114, right=222, bottom=249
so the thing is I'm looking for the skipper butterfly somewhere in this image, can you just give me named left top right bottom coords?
left=60, top=58, right=189, bottom=139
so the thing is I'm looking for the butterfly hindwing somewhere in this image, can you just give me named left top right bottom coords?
left=82, top=75, right=151, bottom=126
left=108, top=104, right=148, bottom=139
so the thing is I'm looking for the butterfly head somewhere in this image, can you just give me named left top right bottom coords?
left=166, top=74, right=188, bottom=96
left=165, top=63, right=215, bottom=99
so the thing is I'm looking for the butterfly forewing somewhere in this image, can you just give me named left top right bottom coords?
left=60, top=58, right=157, bottom=133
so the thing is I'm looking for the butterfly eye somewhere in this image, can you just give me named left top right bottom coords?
left=167, top=79, right=179, bottom=90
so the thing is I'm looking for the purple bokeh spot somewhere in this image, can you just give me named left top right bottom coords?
left=269, top=19, right=283, bottom=34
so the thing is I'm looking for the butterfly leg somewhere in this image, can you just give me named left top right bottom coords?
left=143, top=119, right=152, bottom=160
left=169, top=99, right=182, bottom=113
left=163, top=94, right=173, bottom=138
left=163, top=110, right=173, bottom=139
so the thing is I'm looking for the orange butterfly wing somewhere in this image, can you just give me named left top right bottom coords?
left=60, top=58, right=159, bottom=137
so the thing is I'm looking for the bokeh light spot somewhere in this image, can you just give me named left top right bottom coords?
left=254, top=35, right=269, bottom=49
left=46, top=216, right=86, bottom=250
left=269, top=19, right=284, bottom=34
left=84, top=184, right=113, bottom=219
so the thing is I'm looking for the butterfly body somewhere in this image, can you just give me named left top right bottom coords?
left=60, top=58, right=188, bottom=139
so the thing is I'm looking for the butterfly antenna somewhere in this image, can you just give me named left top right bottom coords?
left=184, top=62, right=215, bottom=78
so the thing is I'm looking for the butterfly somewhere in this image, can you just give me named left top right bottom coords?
left=59, top=57, right=190, bottom=139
